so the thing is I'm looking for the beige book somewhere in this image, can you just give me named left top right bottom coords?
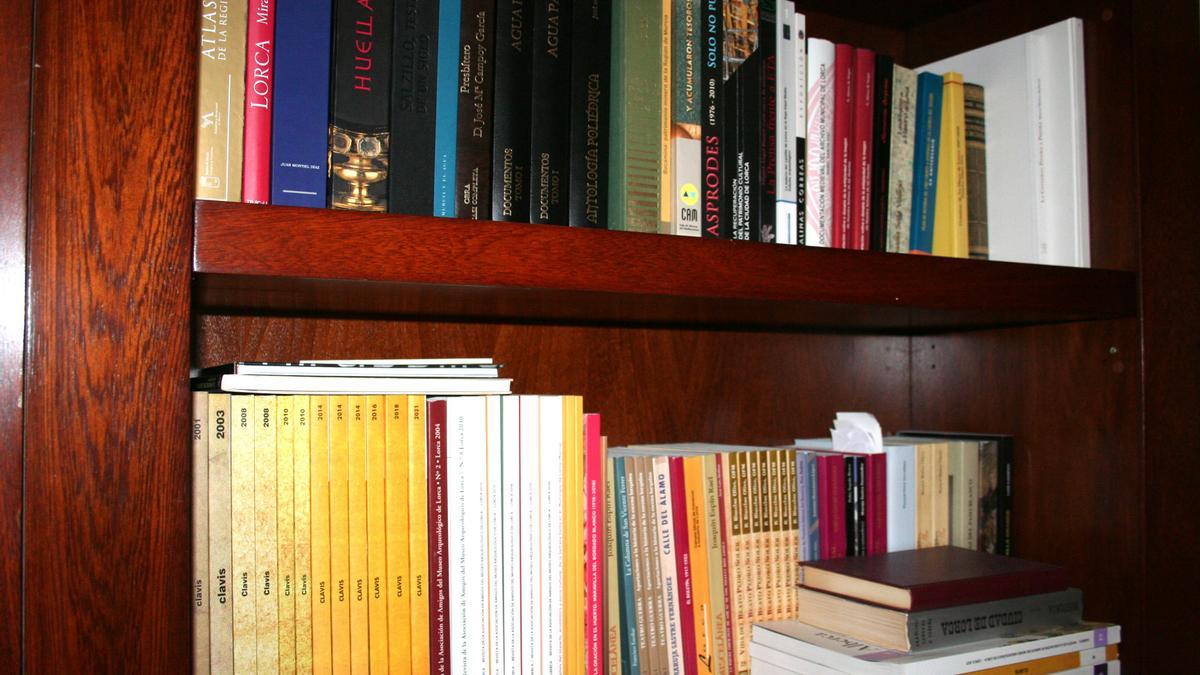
left=916, top=442, right=933, bottom=548
left=254, top=395, right=280, bottom=672
left=329, top=395, right=352, bottom=674
left=734, top=451, right=752, bottom=673
left=192, top=392, right=210, bottom=675
left=195, top=0, right=246, bottom=200
left=310, top=396, right=334, bottom=673
left=293, top=395, right=314, bottom=673
left=365, top=395, right=389, bottom=673
left=407, top=396, right=431, bottom=672
left=785, top=452, right=799, bottom=618
left=768, top=451, right=783, bottom=621
left=207, top=393, right=234, bottom=674
left=230, top=395, right=257, bottom=673
left=276, top=396, right=297, bottom=673
left=948, top=440, right=979, bottom=549
left=640, top=455, right=667, bottom=673
left=748, top=451, right=764, bottom=626
left=933, top=441, right=950, bottom=546
left=347, top=397, right=369, bottom=674
left=384, top=395, right=411, bottom=673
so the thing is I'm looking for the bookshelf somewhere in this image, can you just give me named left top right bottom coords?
left=8, top=1, right=1198, bottom=674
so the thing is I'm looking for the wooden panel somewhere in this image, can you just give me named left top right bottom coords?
left=799, top=1, right=986, bottom=29
left=0, top=0, right=32, bottom=667
left=804, top=11, right=908, bottom=57
left=911, top=320, right=1143, bottom=669
left=1132, top=0, right=1200, bottom=668
left=196, top=315, right=913, bottom=448
left=24, top=0, right=194, bottom=669
left=194, top=202, right=1137, bottom=332
left=906, top=0, right=1139, bottom=271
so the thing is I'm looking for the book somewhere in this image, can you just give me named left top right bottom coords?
left=870, top=53, right=894, bottom=251
left=831, top=42, right=854, bottom=248
left=569, top=0, right=611, bottom=229
left=206, top=393, right=234, bottom=673
left=293, top=396, right=314, bottom=672
left=792, top=11, right=806, bottom=245
left=613, top=457, right=640, bottom=674
left=669, top=457, right=699, bottom=675
left=204, top=360, right=502, bottom=378
left=193, top=373, right=512, bottom=394
left=365, top=396, right=389, bottom=673
left=562, top=396, right=583, bottom=674
left=253, top=395, right=279, bottom=672
left=518, top=396, right=543, bottom=673
left=804, top=38, right=834, bottom=247
left=328, top=396, right=352, bottom=672
left=757, top=0, right=776, bottom=243
left=383, top=395, right=411, bottom=671
left=407, top=396, right=431, bottom=671
left=530, top=0, right=572, bottom=225
left=426, top=398, right=449, bottom=674
left=773, top=0, right=796, bottom=245
left=390, top=0, right=440, bottom=215
left=585, top=413, right=605, bottom=674
left=446, top=396, right=487, bottom=673
left=932, top=72, right=968, bottom=258
left=683, top=456, right=713, bottom=674
left=909, top=71, right=943, bottom=254
left=541, top=396, right=565, bottom=672
left=328, top=0, right=393, bottom=211
left=752, top=621, right=1119, bottom=675
left=659, top=0, right=673, bottom=235
left=964, top=81, right=989, bottom=259
left=241, top=0, right=275, bottom=204
left=310, top=396, right=334, bottom=672
left=653, top=456, right=684, bottom=675
left=491, top=0, right=531, bottom=221
left=884, top=64, right=916, bottom=253
left=670, top=0, right=702, bottom=237
left=501, top=398, right=522, bottom=674
left=722, top=0, right=760, bottom=241
left=432, top=0, right=461, bottom=216
left=883, top=442, right=916, bottom=552
left=800, top=546, right=1069, bottom=611
left=196, top=0, right=247, bottom=201
left=607, top=0, right=661, bottom=232
left=455, top=0, right=495, bottom=220
left=794, top=586, right=1083, bottom=652
left=230, top=395, right=257, bottom=673
left=947, top=438, right=980, bottom=549
left=271, top=0, right=332, bottom=207
left=698, top=0, right=723, bottom=238
left=192, top=393, right=209, bottom=674
left=276, top=396, right=297, bottom=672
left=850, top=47, right=874, bottom=250
left=485, top=396, right=504, bottom=673
left=606, top=452, right=625, bottom=675
left=920, top=18, right=1089, bottom=267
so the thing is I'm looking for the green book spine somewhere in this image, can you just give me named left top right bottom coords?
left=608, top=0, right=661, bottom=232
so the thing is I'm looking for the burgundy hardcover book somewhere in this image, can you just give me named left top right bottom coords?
left=816, top=454, right=845, bottom=559
left=831, top=43, right=855, bottom=249
left=865, top=452, right=886, bottom=556
left=799, top=546, right=1069, bottom=611
left=850, top=47, right=875, bottom=250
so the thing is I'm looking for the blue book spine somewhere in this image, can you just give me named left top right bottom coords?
left=271, top=0, right=333, bottom=207
left=805, top=452, right=820, bottom=559
left=432, top=0, right=461, bottom=216
left=909, top=72, right=943, bottom=253
left=613, top=457, right=639, bottom=675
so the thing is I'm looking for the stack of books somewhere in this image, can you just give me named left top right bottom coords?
left=750, top=547, right=1120, bottom=674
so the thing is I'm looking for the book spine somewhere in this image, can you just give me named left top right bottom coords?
left=831, top=43, right=853, bottom=248
left=964, top=82, right=988, bottom=259
left=275, top=397, right=297, bottom=672
left=624, top=456, right=650, bottom=674
left=815, top=455, right=831, bottom=558
left=329, top=0, right=394, bottom=211
left=271, top=0, right=331, bottom=207
left=805, top=452, right=819, bottom=560
left=207, top=393, right=234, bottom=674
left=585, top=414, right=605, bottom=675
left=449, top=397, right=489, bottom=673
left=829, top=455, right=846, bottom=558
left=519, top=397, right=542, bottom=673
left=192, top=393, right=210, bottom=674
left=854, top=456, right=867, bottom=556
left=607, top=457, right=628, bottom=675
left=347, top=399, right=369, bottom=674
left=365, top=396, right=389, bottom=674
left=670, top=457, right=699, bottom=675
left=758, top=1, right=776, bottom=243
left=426, top=398, right=450, bottom=674
left=569, top=0, right=611, bottom=228
left=486, top=397, right=504, bottom=674
left=455, top=0, right=495, bottom=219
left=715, top=454, right=736, bottom=675
left=885, top=445, right=916, bottom=552
left=804, top=38, right=833, bottom=247
left=785, top=452, right=799, bottom=616
left=768, top=450, right=784, bottom=618
left=976, top=438, right=999, bottom=554
left=196, top=0, right=247, bottom=202
left=563, top=398, right=582, bottom=674
left=849, top=47, right=874, bottom=250
left=654, top=456, right=683, bottom=675
left=733, top=452, right=751, bottom=671
left=701, top=455, right=727, bottom=675
left=948, top=441, right=975, bottom=549
left=773, top=0, right=795, bottom=245
left=607, top=0, right=660, bottom=232
left=384, top=396, right=411, bottom=673
left=722, top=1, right=760, bottom=241
left=641, top=456, right=668, bottom=673
left=792, top=12, right=806, bottom=245
left=885, top=65, right=916, bottom=253
left=433, top=0, right=461, bottom=216
left=999, top=437, right=1013, bottom=556
left=843, top=454, right=856, bottom=556
left=530, top=0, right=572, bottom=225
left=908, top=588, right=1084, bottom=651
left=670, top=0, right=702, bottom=236
left=309, top=397, right=333, bottom=673
left=684, top=457, right=713, bottom=675
left=491, top=0, right=532, bottom=221
left=242, top=0, right=275, bottom=204
left=541, top=396, right=565, bottom=673
left=699, top=0, right=724, bottom=239
left=915, top=441, right=933, bottom=548
left=291, top=396, right=312, bottom=672
left=407, top=396, right=431, bottom=670
left=869, top=54, right=893, bottom=251
left=501, top=398, right=522, bottom=674
left=230, top=395, right=257, bottom=673
left=909, top=72, right=943, bottom=254
left=659, top=0, right=673, bottom=234
left=795, top=452, right=809, bottom=562
left=253, top=396, right=279, bottom=672
left=932, top=72, right=967, bottom=257
left=933, top=441, right=950, bottom=547
left=328, top=397, right=352, bottom=672
left=866, top=453, right=886, bottom=555
left=390, top=0, right=440, bottom=215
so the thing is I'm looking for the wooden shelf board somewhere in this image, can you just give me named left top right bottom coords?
left=193, top=200, right=1137, bottom=332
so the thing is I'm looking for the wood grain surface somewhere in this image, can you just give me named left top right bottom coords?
left=24, top=0, right=195, bottom=669
left=0, top=0, right=32, bottom=669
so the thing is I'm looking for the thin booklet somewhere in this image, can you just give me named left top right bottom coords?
left=192, top=374, right=512, bottom=395
left=202, top=361, right=502, bottom=378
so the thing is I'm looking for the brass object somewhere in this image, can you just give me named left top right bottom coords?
left=328, top=126, right=389, bottom=211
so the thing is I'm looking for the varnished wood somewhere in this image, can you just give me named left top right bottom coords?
left=911, top=321, right=1144, bottom=669
left=1132, top=0, right=1200, bottom=667
left=194, top=201, right=1137, bottom=331
left=24, top=0, right=195, bottom=669
left=0, top=0, right=32, bottom=668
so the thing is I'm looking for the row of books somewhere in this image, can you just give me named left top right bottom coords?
left=190, top=376, right=608, bottom=672
left=750, top=547, right=1120, bottom=673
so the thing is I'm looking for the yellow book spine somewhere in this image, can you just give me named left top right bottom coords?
left=207, top=393, right=234, bottom=674
left=933, top=441, right=950, bottom=546
left=916, top=442, right=933, bottom=548
left=348, top=397, right=370, bottom=674
left=366, top=395, right=390, bottom=674
left=276, top=396, right=297, bottom=673
left=768, top=450, right=782, bottom=621
left=785, top=451, right=799, bottom=618
left=933, top=72, right=967, bottom=258
left=408, top=396, right=431, bottom=672
left=254, top=395, right=279, bottom=672
left=311, top=396, right=334, bottom=673
left=192, top=392, right=210, bottom=675
left=562, top=396, right=583, bottom=675
left=683, top=456, right=713, bottom=675
left=230, top=395, right=257, bottom=673
left=385, top=395, right=412, bottom=673
left=329, top=395, right=352, bottom=674
left=293, top=395, right=314, bottom=673
left=195, top=0, right=245, bottom=200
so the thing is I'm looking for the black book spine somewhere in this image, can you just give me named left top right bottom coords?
left=998, top=436, right=1013, bottom=556
left=390, top=0, right=440, bottom=215
left=700, top=0, right=724, bottom=238
left=567, top=0, right=610, bottom=228
left=455, top=0, right=496, bottom=219
left=329, top=0, right=395, bottom=211
left=855, top=456, right=866, bottom=555
left=721, top=1, right=759, bottom=241
left=843, top=454, right=856, bottom=556
left=758, top=2, right=776, bottom=243
left=529, top=0, right=572, bottom=225
left=869, top=53, right=894, bottom=251
left=491, top=0, right=532, bottom=221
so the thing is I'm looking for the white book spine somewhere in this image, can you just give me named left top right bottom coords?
left=540, top=396, right=565, bottom=674
left=653, top=456, right=684, bottom=675
left=519, top=396, right=542, bottom=675
left=774, top=0, right=797, bottom=245
left=885, top=444, right=917, bottom=552
left=486, top=396, right=505, bottom=675
left=449, top=397, right=489, bottom=674
left=794, top=12, right=807, bottom=246
left=805, top=38, right=835, bottom=247
left=501, top=397, right=522, bottom=675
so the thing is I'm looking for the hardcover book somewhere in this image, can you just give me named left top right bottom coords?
left=530, top=0, right=572, bottom=225
left=242, top=0, right=276, bottom=204
left=869, top=54, right=894, bottom=252
left=608, top=0, right=660, bottom=232
left=230, top=395, right=257, bottom=673
left=455, top=0, right=495, bottom=219
left=849, top=47, right=874, bottom=250
left=884, top=65, right=916, bottom=253
left=271, top=0, right=332, bottom=207
left=909, top=71, right=943, bottom=254
left=831, top=43, right=854, bottom=248
left=757, top=0, right=776, bottom=243
left=491, top=0, right=531, bottom=221
left=932, top=72, right=968, bottom=258
left=699, top=0, right=724, bottom=238
left=253, top=395, right=280, bottom=671
left=722, top=0, right=761, bottom=241
left=192, top=393, right=209, bottom=673
left=390, top=0, right=440, bottom=215
left=964, top=82, right=989, bottom=259
left=569, top=0, right=611, bottom=228
left=196, top=0, right=247, bottom=201
left=432, top=0, right=461, bottom=216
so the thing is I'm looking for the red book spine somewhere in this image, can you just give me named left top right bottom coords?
left=426, top=399, right=448, bottom=675
left=851, top=48, right=875, bottom=250
left=831, top=43, right=855, bottom=249
left=716, top=454, right=736, bottom=675
left=816, top=455, right=832, bottom=558
left=865, top=453, right=887, bottom=556
left=583, top=414, right=603, bottom=675
left=669, top=457, right=699, bottom=675
left=242, top=0, right=275, bottom=204
left=818, top=455, right=847, bottom=559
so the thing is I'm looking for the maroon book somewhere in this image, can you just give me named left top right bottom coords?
left=800, top=546, right=1070, bottom=611
left=426, top=399, right=448, bottom=674
left=669, top=457, right=699, bottom=675
left=816, top=454, right=845, bottom=559
left=831, top=43, right=855, bottom=249
left=865, top=452, right=887, bottom=556
left=850, top=47, right=875, bottom=250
